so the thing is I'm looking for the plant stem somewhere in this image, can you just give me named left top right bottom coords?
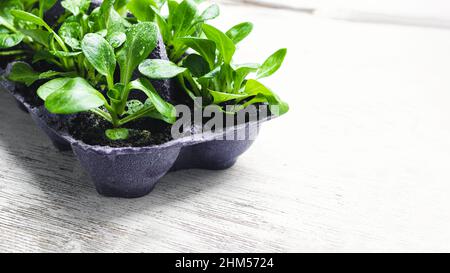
left=106, top=75, right=115, bottom=91
left=212, top=78, right=220, bottom=92
left=77, top=55, right=85, bottom=77
left=177, top=75, right=203, bottom=108
left=102, top=103, right=120, bottom=127
left=170, top=45, right=187, bottom=63
left=117, top=84, right=132, bottom=116
left=90, top=108, right=113, bottom=123
left=2, top=22, right=17, bottom=33
left=39, top=1, right=44, bottom=19
left=184, top=72, right=201, bottom=97
left=42, top=25, right=72, bottom=69
left=0, top=50, right=28, bottom=56
left=118, top=105, right=156, bottom=126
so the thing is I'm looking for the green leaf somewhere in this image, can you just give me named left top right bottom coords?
left=0, top=0, right=23, bottom=27
left=7, top=62, right=65, bottom=86
left=256, top=48, right=287, bottom=79
left=127, top=0, right=157, bottom=22
left=0, top=17, right=11, bottom=31
left=244, top=79, right=289, bottom=115
left=0, top=49, right=26, bottom=56
left=32, top=50, right=54, bottom=63
left=43, top=77, right=106, bottom=114
left=167, top=0, right=179, bottom=28
left=124, top=98, right=175, bottom=124
left=167, top=0, right=179, bottom=14
left=183, top=54, right=210, bottom=78
left=144, top=107, right=176, bottom=124
left=197, top=65, right=220, bottom=87
left=107, top=84, right=123, bottom=105
left=176, top=37, right=216, bottom=68
left=200, top=4, right=219, bottom=22
left=107, top=32, right=126, bottom=48
left=98, top=0, right=115, bottom=29
left=172, top=0, right=197, bottom=37
left=11, top=10, right=68, bottom=52
left=37, top=77, right=72, bottom=100
left=202, top=24, right=235, bottom=64
left=153, top=0, right=166, bottom=8
left=117, top=22, right=158, bottom=84
left=1, top=1, right=23, bottom=15
left=40, top=0, right=58, bottom=11
left=58, top=21, right=82, bottom=49
left=107, top=7, right=131, bottom=32
left=209, top=90, right=249, bottom=104
left=226, top=22, right=253, bottom=44
left=50, top=50, right=82, bottom=58
left=234, top=63, right=259, bottom=91
left=125, top=100, right=144, bottom=115
left=234, top=63, right=259, bottom=73
left=151, top=6, right=169, bottom=43
left=20, top=28, right=50, bottom=46
left=129, top=78, right=176, bottom=120
left=61, top=0, right=91, bottom=16
left=98, top=0, right=131, bottom=34
left=0, top=33, right=23, bottom=48
left=106, top=128, right=129, bottom=140
left=39, top=71, right=67, bottom=79
left=96, top=29, right=108, bottom=38
left=115, top=0, right=131, bottom=13
left=11, top=10, right=48, bottom=27
left=82, top=33, right=116, bottom=82
left=139, top=59, right=186, bottom=79
left=7, top=62, right=39, bottom=86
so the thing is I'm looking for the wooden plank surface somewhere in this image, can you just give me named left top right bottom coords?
left=2, top=3, right=450, bottom=253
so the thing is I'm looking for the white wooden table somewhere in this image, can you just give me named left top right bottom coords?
left=2, top=2, right=450, bottom=253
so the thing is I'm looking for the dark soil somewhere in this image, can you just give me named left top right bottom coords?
left=66, top=101, right=270, bottom=148
left=68, top=112, right=173, bottom=147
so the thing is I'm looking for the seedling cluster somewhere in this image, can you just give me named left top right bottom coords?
left=1, top=0, right=288, bottom=141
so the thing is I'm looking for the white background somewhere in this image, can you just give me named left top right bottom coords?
left=221, top=0, right=450, bottom=28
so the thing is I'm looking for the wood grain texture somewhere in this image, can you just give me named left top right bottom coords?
left=2, top=3, right=450, bottom=253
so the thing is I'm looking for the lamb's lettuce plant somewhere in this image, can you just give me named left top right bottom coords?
left=6, top=0, right=183, bottom=140
left=176, top=23, right=289, bottom=115
left=5, top=0, right=130, bottom=77
left=133, top=0, right=220, bottom=61
left=123, top=1, right=288, bottom=115
left=0, top=0, right=58, bottom=56
left=35, top=22, right=183, bottom=140
left=3, top=0, right=289, bottom=141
